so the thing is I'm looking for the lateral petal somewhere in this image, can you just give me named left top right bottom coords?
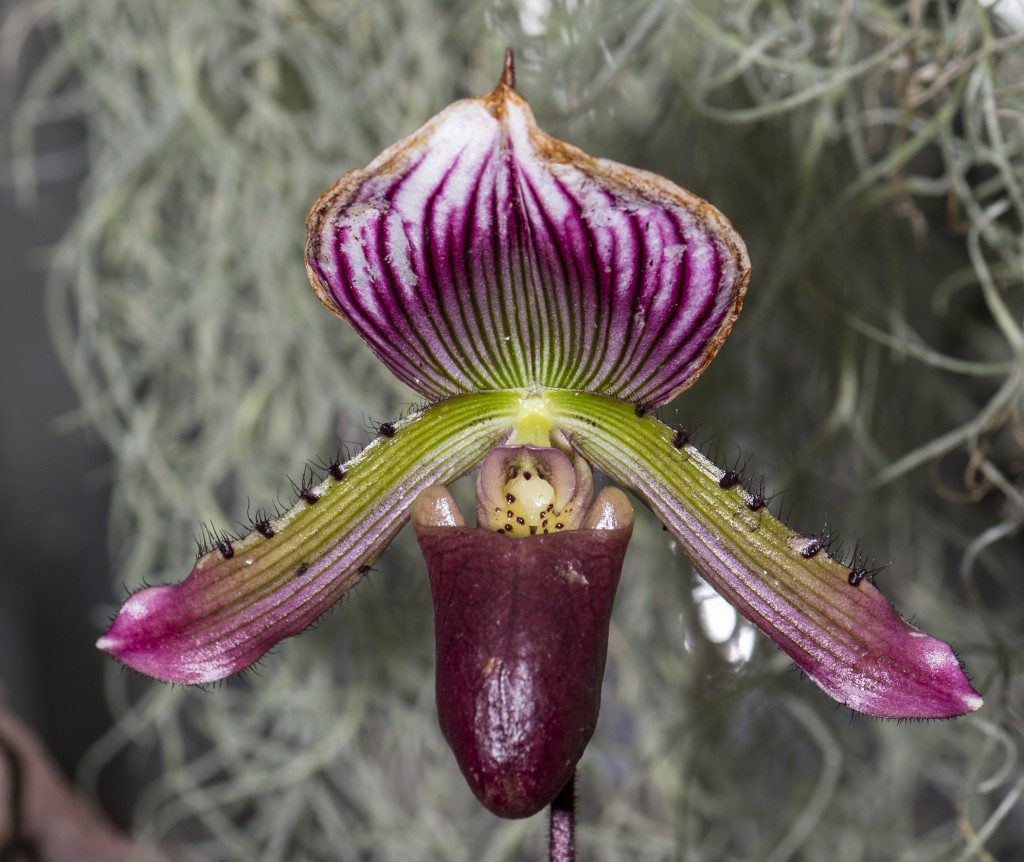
left=548, top=391, right=983, bottom=719
left=96, top=392, right=520, bottom=684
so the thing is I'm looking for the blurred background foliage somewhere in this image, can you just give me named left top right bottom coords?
left=2, top=0, right=1023, bottom=859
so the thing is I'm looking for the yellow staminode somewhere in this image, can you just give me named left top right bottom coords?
left=503, top=469, right=557, bottom=536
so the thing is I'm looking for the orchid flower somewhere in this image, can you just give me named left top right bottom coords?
left=97, top=53, right=981, bottom=821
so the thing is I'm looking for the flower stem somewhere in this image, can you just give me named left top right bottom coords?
left=548, top=771, right=576, bottom=862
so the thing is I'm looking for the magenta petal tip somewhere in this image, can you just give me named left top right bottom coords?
left=97, top=585, right=243, bottom=685
left=96, top=560, right=359, bottom=686
left=810, top=625, right=983, bottom=720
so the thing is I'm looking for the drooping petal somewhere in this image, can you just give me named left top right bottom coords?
left=96, top=392, right=521, bottom=684
left=547, top=391, right=983, bottom=719
left=306, top=73, right=749, bottom=407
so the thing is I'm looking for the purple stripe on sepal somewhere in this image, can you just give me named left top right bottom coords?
left=306, top=77, right=750, bottom=406
left=549, top=391, right=983, bottom=719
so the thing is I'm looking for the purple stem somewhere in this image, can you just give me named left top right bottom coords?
left=549, top=771, right=576, bottom=862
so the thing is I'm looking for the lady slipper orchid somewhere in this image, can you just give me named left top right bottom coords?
left=98, top=52, right=982, bottom=820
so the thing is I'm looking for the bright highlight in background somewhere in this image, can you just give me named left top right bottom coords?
left=690, top=582, right=756, bottom=665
